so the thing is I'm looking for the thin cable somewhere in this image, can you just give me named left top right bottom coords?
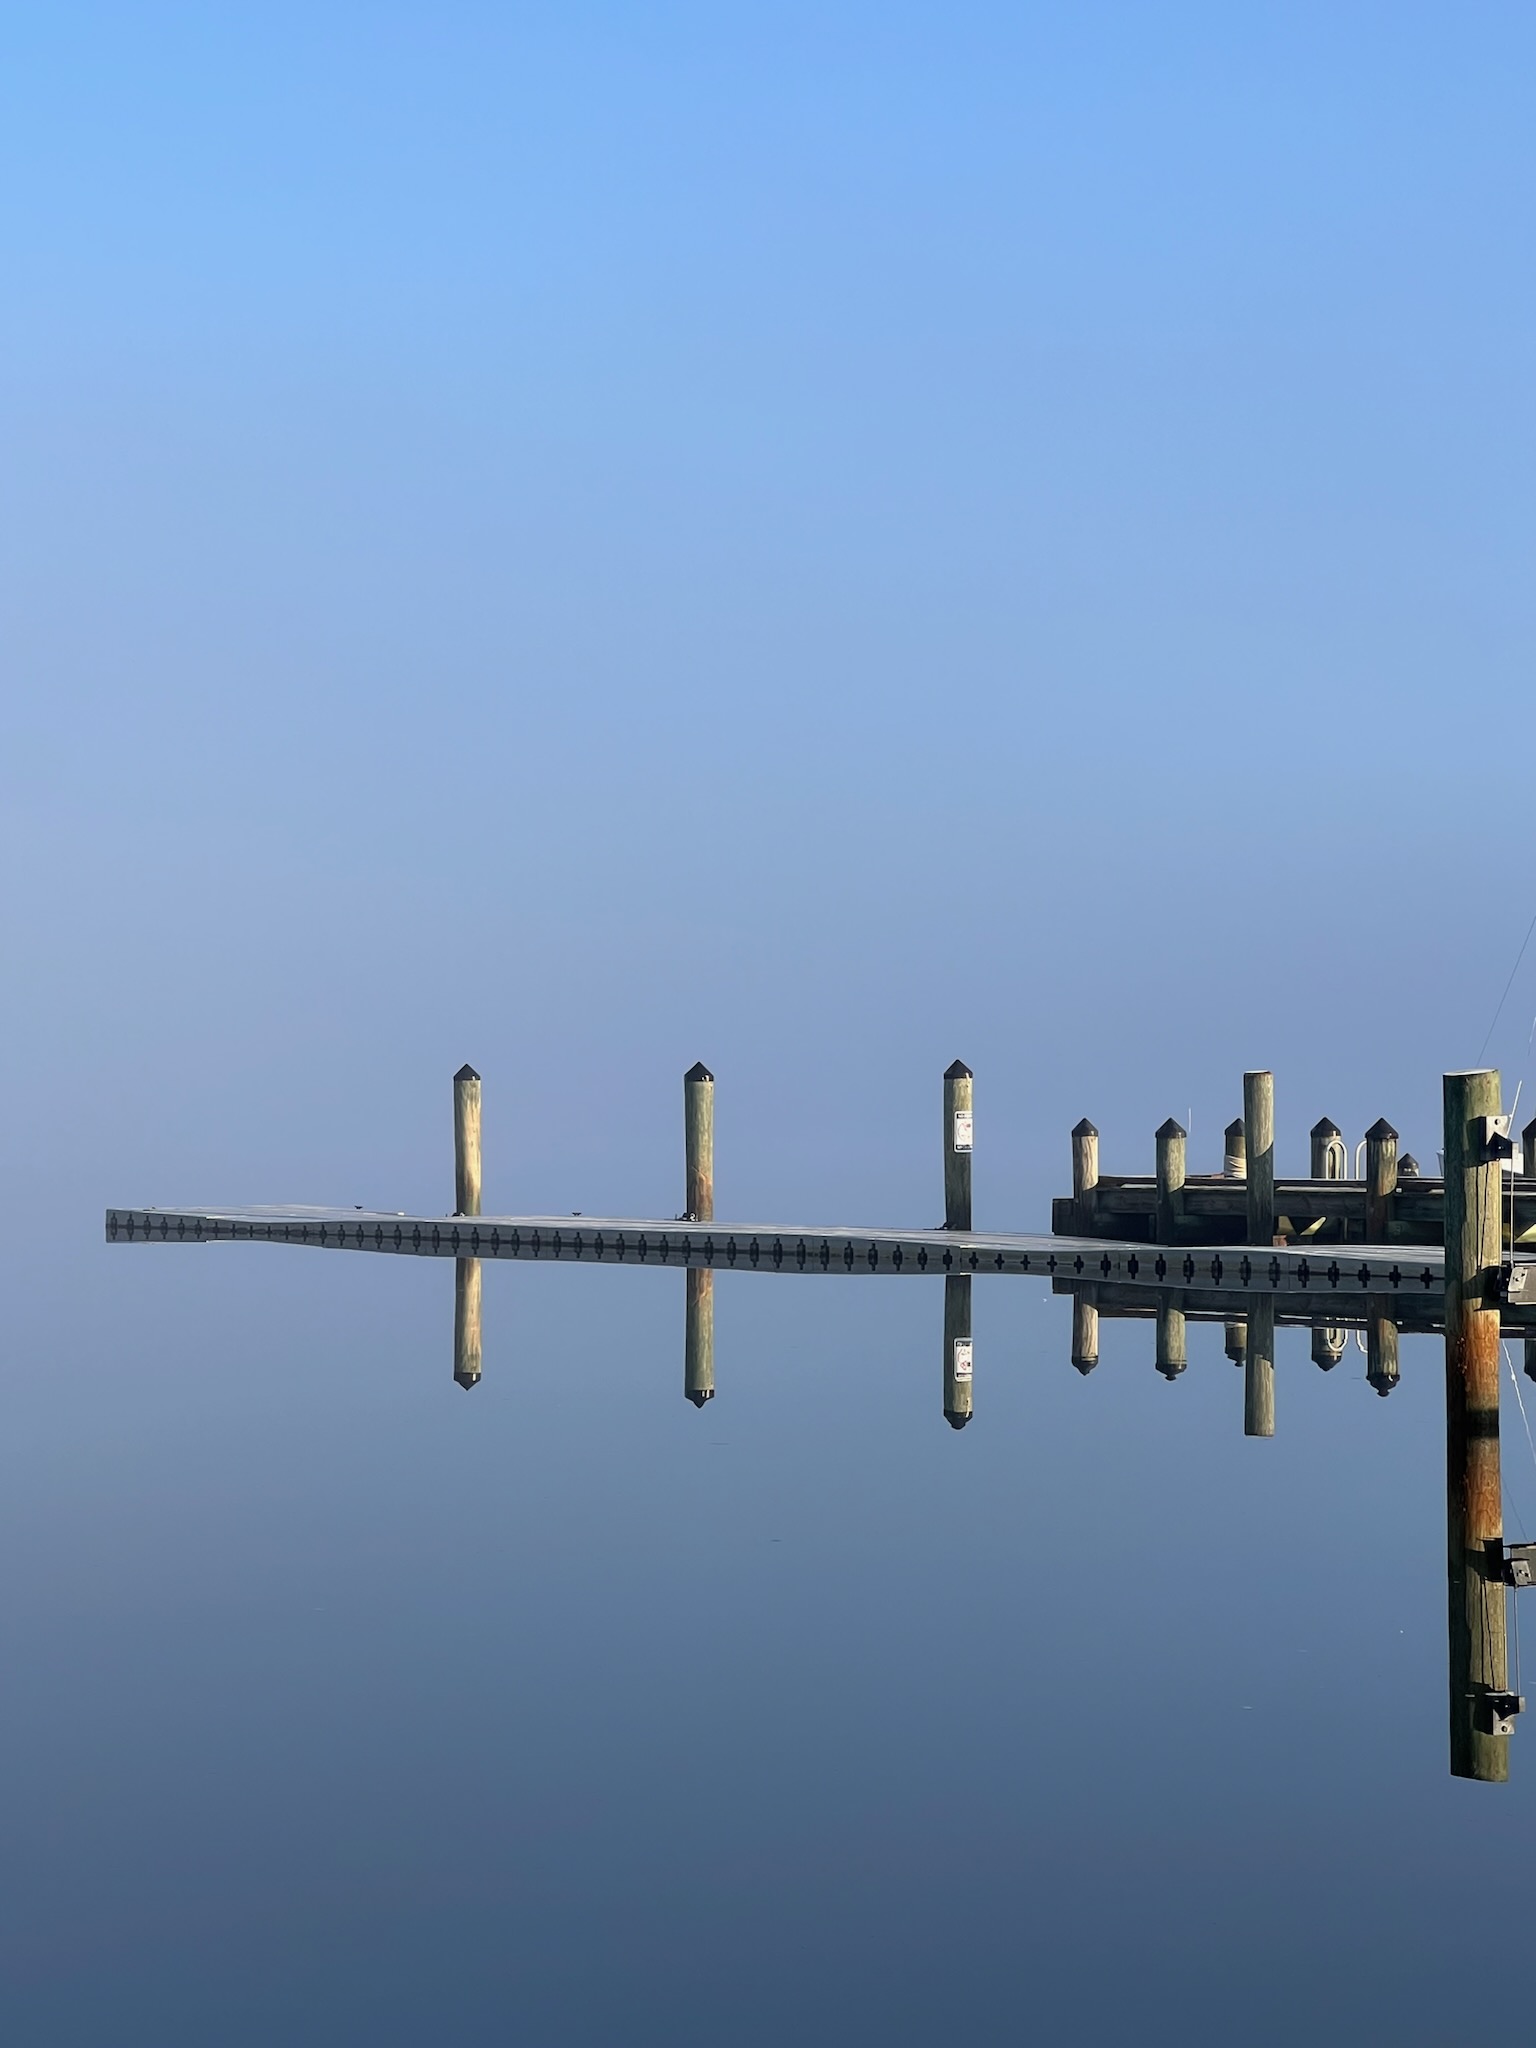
left=1476, top=904, right=1536, bottom=1065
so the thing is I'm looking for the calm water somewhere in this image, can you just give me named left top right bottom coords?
left=3, top=1233, right=1533, bottom=2044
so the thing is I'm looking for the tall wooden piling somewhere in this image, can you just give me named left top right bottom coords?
left=1245, top=1294, right=1275, bottom=1436
left=684, top=1063, right=714, bottom=1223
left=454, top=1064, right=482, bottom=1217
left=1365, top=1119, right=1399, bottom=1243
left=1243, top=1072, right=1275, bottom=1245
left=1155, top=1297, right=1187, bottom=1380
left=944, top=1273, right=973, bottom=1427
left=944, top=1062, right=974, bottom=1232
left=1224, top=1117, right=1246, bottom=1180
left=1443, top=1069, right=1510, bottom=1781
left=1071, top=1119, right=1099, bottom=1232
left=1366, top=1303, right=1400, bottom=1396
left=1311, top=1117, right=1346, bottom=1179
left=1155, top=1118, right=1187, bottom=1246
left=1071, top=1286, right=1099, bottom=1375
left=684, top=1063, right=715, bottom=1405
left=453, top=1065, right=483, bottom=1389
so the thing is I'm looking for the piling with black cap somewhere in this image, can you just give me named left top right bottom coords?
left=453, top=1064, right=482, bottom=1389
left=1071, top=1286, right=1099, bottom=1374
left=1155, top=1297, right=1187, bottom=1380
left=684, top=1063, right=715, bottom=1406
left=944, top=1273, right=973, bottom=1427
left=944, top=1062, right=973, bottom=1232
left=1311, top=1324, right=1345, bottom=1371
left=1155, top=1118, right=1186, bottom=1246
left=1366, top=1302, right=1399, bottom=1396
left=1365, top=1119, right=1398, bottom=1244
left=1224, top=1118, right=1246, bottom=1180
left=1311, top=1117, right=1345, bottom=1179
left=1071, top=1119, right=1099, bottom=1232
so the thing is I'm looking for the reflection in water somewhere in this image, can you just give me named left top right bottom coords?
left=453, top=1258, right=482, bottom=1390
left=685, top=1269, right=715, bottom=1407
left=944, top=1274, right=972, bottom=1428
left=1244, top=1295, right=1275, bottom=1438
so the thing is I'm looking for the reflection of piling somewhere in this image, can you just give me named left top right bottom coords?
left=453, top=1065, right=482, bottom=1390
left=944, top=1273, right=973, bottom=1427
left=944, top=1062, right=974, bottom=1231
left=1311, top=1324, right=1345, bottom=1371
left=1243, top=1072, right=1274, bottom=1243
left=1223, top=1117, right=1247, bottom=1181
left=684, top=1063, right=715, bottom=1406
left=1365, top=1119, right=1398, bottom=1243
left=1244, top=1295, right=1275, bottom=1436
left=1224, top=1318, right=1248, bottom=1367
left=1526, top=1339, right=1536, bottom=1386
left=1155, top=1297, right=1187, bottom=1380
left=1443, top=1069, right=1509, bottom=1781
left=1366, top=1301, right=1400, bottom=1396
left=1071, top=1286, right=1099, bottom=1374
left=1071, top=1119, right=1099, bottom=1231
left=1311, top=1117, right=1346, bottom=1179
left=1155, top=1118, right=1186, bottom=1245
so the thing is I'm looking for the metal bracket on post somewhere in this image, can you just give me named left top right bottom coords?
left=1478, top=1114, right=1515, bottom=1162
left=1498, top=1540, right=1536, bottom=1588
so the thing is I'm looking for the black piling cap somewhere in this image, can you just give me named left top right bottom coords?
left=1156, top=1116, right=1187, bottom=1141
left=454, top=1371, right=481, bottom=1391
left=944, top=1409, right=971, bottom=1429
left=1225, top=1117, right=1245, bottom=1139
left=1314, top=1356, right=1338, bottom=1372
left=455, top=1063, right=480, bottom=1083
left=1310, top=1117, right=1341, bottom=1138
left=1156, top=1362, right=1187, bottom=1381
left=944, top=1060, right=972, bottom=1081
left=1369, top=1374, right=1398, bottom=1397
left=1399, top=1154, right=1421, bottom=1177
left=684, top=1062, right=714, bottom=1084
left=1072, top=1359, right=1097, bottom=1377
left=1366, top=1117, right=1399, bottom=1142
left=685, top=1387, right=715, bottom=1407
left=1072, top=1117, right=1099, bottom=1138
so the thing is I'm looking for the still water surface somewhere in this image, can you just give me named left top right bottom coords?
left=3, top=1243, right=1533, bottom=2043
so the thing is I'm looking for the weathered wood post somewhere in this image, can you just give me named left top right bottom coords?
left=1311, top=1324, right=1345, bottom=1371
left=454, top=1064, right=482, bottom=1217
left=1155, top=1296, right=1187, bottom=1380
left=1155, top=1118, right=1187, bottom=1246
left=1443, top=1068, right=1510, bottom=1781
left=1366, top=1302, right=1400, bottom=1396
left=944, top=1062, right=973, bottom=1231
left=1071, top=1118, right=1099, bottom=1232
left=1243, top=1072, right=1275, bottom=1244
left=1311, top=1117, right=1346, bottom=1179
left=684, top=1063, right=715, bottom=1406
left=1224, top=1318, right=1248, bottom=1366
left=1245, top=1293, right=1276, bottom=1436
left=1224, top=1117, right=1246, bottom=1179
left=1365, top=1119, right=1399, bottom=1243
left=453, top=1064, right=483, bottom=1389
left=944, top=1273, right=973, bottom=1427
left=1071, top=1285, right=1099, bottom=1374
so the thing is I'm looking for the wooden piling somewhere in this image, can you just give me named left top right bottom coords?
left=944, top=1273, right=973, bottom=1427
left=1224, top=1117, right=1246, bottom=1180
left=1224, top=1318, right=1248, bottom=1367
left=1244, top=1294, right=1275, bottom=1436
left=684, top=1062, right=714, bottom=1223
left=1311, top=1324, right=1345, bottom=1371
left=1155, top=1297, right=1187, bottom=1379
left=1243, top=1072, right=1275, bottom=1244
left=685, top=1270, right=714, bottom=1406
left=1310, top=1117, right=1346, bottom=1179
left=1071, top=1286, right=1099, bottom=1375
left=1155, top=1118, right=1187, bottom=1246
left=453, top=1064, right=482, bottom=1217
left=1443, top=1069, right=1510, bottom=1781
left=944, top=1062, right=974, bottom=1232
left=1071, top=1119, right=1099, bottom=1232
left=454, top=1256, right=482, bottom=1390
left=1365, top=1119, right=1399, bottom=1243
left=1366, top=1302, right=1400, bottom=1396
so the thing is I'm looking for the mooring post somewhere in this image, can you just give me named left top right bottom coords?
left=1366, top=1302, right=1400, bottom=1396
left=1071, top=1285, right=1099, bottom=1374
left=683, top=1063, right=715, bottom=1405
left=454, top=1064, right=482, bottom=1217
left=452, top=1064, right=483, bottom=1389
left=944, top=1273, right=973, bottom=1427
left=1243, top=1072, right=1275, bottom=1244
left=1155, top=1297, right=1187, bottom=1380
left=1245, top=1294, right=1276, bottom=1436
left=1224, top=1318, right=1248, bottom=1367
left=1311, top=1117, right=1345, bottom=1179
left=1443, top=1068, right=1510, bottom=1781
left=1224, top=1117, right=1246, bottom=1179
left=1311, top=1324, right=1345, bottom=1371
left=1365, top=1119, right=1399, bottom=1243
left=944, top=1062, right=973, bottom=1231
left=1155, top=1118, right=1187, bottom=1246
left=1071, top=1118, right=1099, bottom=1232
left=684, top=1062, right=714, bottom=1223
